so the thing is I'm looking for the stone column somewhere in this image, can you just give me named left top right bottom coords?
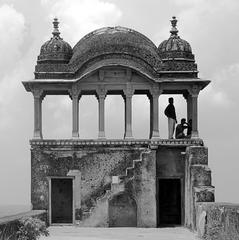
left=124, top=91, right=133, bottom=139
left=72, top=95, right=79, bottom=138
left=97, top=94, right=106, bottom=139
left=33, top=89, right=43, bottom=139
left=149, top=97, right=153, bottom=139
left=70, top=85, right=80, bottom=138
left=190, top=85, right=200, bottom=138
left=187, top=95, right=193, bottom=122
left=150, top=93, right=160, bottom=139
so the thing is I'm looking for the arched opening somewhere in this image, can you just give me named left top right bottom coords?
left=159, top=95, right=187, bottom=139
left=42, top=95, right=71, bottom=139
left=79, top=95, right=98, bottom=139
left=105, top=95, right=124, bottom=139
left=109, top=192, right=137, bottom=227
left=132, top=95, right=150, bottom=139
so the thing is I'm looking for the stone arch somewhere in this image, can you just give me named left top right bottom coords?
left=108, top=192, right=137, bottom=227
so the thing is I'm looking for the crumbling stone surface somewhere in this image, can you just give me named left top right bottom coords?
left=186, top=146, right=208, bottom=165
left=196, top=202, right=239, bottom=240
left=31, top=144, right=143, bottom=215
left=194, top=186, right=215, bottom=202
left=191, top=165, right=211, bottom=186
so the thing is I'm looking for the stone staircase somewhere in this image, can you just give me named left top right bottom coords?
left=79, top=155, right=145, bottom=226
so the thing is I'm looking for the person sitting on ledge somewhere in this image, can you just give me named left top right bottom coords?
left=175, top=118, right=188, bottom=139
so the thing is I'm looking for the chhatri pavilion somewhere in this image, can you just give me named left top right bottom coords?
left=22, top=17, right=214, bottom=228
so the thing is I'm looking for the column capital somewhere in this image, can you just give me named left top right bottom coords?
left=149, top=86, right=162, bottom=97
left=69, top=84, right=81, bottom=99
left=189, top=85, right=200, bottom=97
left=123, top=84, right=134, bottom=98
left=32, top=88, right=44, bottom=100
left=96, top=85, right=107, bottom=99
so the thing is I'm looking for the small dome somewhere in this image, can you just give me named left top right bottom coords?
left=37, top=18, right=73, bottom=64
left=158, top=17, right=197, bottom=75
left=158, top=16, right=194, bottom=60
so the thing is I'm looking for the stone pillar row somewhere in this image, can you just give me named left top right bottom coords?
left=32, top=87, right=199, bottom=140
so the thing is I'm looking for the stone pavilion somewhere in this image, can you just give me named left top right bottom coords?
left=22, top=17, right=214, bottom=228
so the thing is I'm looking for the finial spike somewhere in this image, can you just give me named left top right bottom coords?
left=170, top=16, right=178, bottom=36
left=52, top=17, right=61, bottom=38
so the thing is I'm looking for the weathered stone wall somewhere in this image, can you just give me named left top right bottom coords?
left=129, top=150, right=157, bottom=227
left=156, top=146, right=186, bottom=178
left=31, top=144, right=145, bottom=221
left=0, top=210, right=47, bottom=240
left=196, top=202, right=239, bottom=240
left=185, top=146, right=215, bottom=230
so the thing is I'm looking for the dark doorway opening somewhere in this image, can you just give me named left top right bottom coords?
left=51, top=178, right=73, bottom=224
left=157, top=178, right=181, bottom=227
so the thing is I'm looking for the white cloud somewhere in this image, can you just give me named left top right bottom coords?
left=0, top=4, right=25, bottom=72
left=41, top=0, right=122, bottom=44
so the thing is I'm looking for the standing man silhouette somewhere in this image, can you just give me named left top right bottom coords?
left=164, top=97, right=177, bottom=139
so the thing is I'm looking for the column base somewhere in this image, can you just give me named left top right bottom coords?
left=124, top=131, right=133, bottom=140
left=191, top=131, right=199, bottom=139
left=98, top=131, right=106, bottom=139
left=33, top=131, right=42, bottom=139
left=150, top=130, right=160, bottom=140
left=72, top=132, right=79, bottom=139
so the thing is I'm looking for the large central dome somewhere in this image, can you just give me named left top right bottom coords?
left=69, top=26, right=162, bottom=77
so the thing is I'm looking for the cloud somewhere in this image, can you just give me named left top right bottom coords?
left=0, top=4, right=27, bottom=129
left=41, top=0, right=122, bottom=44
left=0, top=4, right=25, bottom=74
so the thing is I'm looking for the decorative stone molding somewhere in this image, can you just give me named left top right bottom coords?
left=30, top=138, right=204, bottom=147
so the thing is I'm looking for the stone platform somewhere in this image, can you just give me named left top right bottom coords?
left=40, top=226, right=199, bottom=240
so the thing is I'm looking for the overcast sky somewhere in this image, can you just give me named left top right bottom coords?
left=0, top=0, right=239, bottom=206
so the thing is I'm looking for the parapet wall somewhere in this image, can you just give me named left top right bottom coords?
left=0, top=210, right=47, bottom=240
left=196, top=202, right=239, bottom=240
left=184, top=146, right=215, bottom=230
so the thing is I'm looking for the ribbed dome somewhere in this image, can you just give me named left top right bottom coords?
left=37, top=18, right=73, bottom=64
left=69, top=26, right=162, bottom=75
left=158, top=17, right=194, bottom=60
left=157, top=17, right=197, bottom=75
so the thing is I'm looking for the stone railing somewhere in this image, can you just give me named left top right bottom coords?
left=0, top=210, right=47, bottom=240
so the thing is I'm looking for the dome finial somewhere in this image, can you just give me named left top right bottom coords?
left=52, top=17, right=61, bottom=38
left=170, top=16, right=178, bottom=36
